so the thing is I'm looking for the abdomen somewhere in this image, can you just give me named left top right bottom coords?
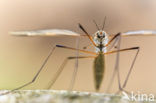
left=93, top=52, right=105, bottom=91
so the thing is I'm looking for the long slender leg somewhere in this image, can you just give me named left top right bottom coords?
left=115, top=46, right=140, bottom=94
left=102, top=33, right=122, bottom=91
left=105, top=47, right=139, bottom=55
left=122, top=48, right=140, bottom=88
left=106, top=35, right=120, bottom=92
left=105, top=46, right=140, bottom=93
left=78, top=23, right=96, bottom=46
left=114, top=35, right=122, bottom=94
left=105, top=33, right=137, bottom=93
left=68, top=37, right=79, bottom=91
left=107, top=35, right=120, bottom=51
left=45, top=57, right=68, bottom=89
left=69, top=56, right=96, bottom=91
left=0, top=46, right=56, bottom=95
left=118, top=47, right=140, bottom=94
left=0, top=45, right=96, bottom=95
left=46, top=56, right=95, bottom=89
left=56, top=45, right=96, bottom=55
left=105, top=33, right=121, bottom=47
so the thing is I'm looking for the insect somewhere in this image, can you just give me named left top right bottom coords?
left=1, top=17, right=156, bottom=95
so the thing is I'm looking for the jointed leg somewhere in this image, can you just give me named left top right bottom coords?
left=0, top=46, right=56, bottom=95
left=105, top=32, right=121, bottom=47
left=105, top=33, right=123, bottom=93
left=103, top=32, right=139, bottom=93
left=69, top=37, right=80, bottom=91
left=106, top=35, right=121, bottom=92
left=105, top=46, right=140, bottom=93
left=46, top=56, right=95, bottom=89
left=122, top=48, right=140, bottom=89
left=103, top=33, right=122, bottom=92
left=113, top=35, right=123, bottom=94
left=107, top=35, right=120, bottom=51
left=78, top=23, right=96, bottom=46
left=105, top=47, right=139, bottom=55
left=0, top=44, right=95, bottom=95
left=45, top=57, right=68, bottom=89
left=56, top=45, right=96, bottom=55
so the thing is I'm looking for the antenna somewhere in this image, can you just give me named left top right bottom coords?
left=93, top=20, right=100, bottom=30
left=102, top=16, right=106, bottom=30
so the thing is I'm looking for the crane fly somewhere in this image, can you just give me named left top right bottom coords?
left=1, top=17, right=156, bottom=95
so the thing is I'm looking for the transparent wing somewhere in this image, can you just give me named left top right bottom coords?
left=122, top=30, right=156, bottom=36
left=10, top=29, right=81, bottom=37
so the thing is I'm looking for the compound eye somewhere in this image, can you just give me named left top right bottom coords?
left=97, top=33, right=101, bottom=38
left=103, top=35, right=105, bottom=38
left=97, top=35, right=101, bottom=38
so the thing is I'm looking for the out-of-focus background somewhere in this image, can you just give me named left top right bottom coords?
left=0, top=0, right=156, bottom=94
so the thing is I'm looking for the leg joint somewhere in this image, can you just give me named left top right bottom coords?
left=132, top=47, right=139, bottom=50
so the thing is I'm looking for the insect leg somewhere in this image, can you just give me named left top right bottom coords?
left=105, top=32, right=121, bottom=47
left=105, top=33, right=123, bottom=92
left=0, top=45, right=56, bottom=95
left=105, top=46, right=140, bottom=93
left=56, top=45, right=96, bottom=55
left=69, top=37, right=79, bottom=91
left=105, top=47, right=140, bottom=55
left=54, top=42, right=96, bottom=90
left=78, top=23, right=96, bottom=46
left=112, top=35, right=122, bottom=94
left=107, top=35, right=120, bottom=51
left=0, top=44, right=95, bottom=95
left=106, top=35, right=121, bottom=92
left=122, top=47, right=140, bottom=88
left=45, top=44, right=96, bottom=89
left=46, top=56, right=95, bottom=90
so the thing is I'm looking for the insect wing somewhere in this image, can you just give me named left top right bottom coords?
left=10, top=29, right=81, bottom=37
left=122, top=30, right=156, bottom=36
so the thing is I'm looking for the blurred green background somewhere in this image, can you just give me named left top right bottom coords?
left=0, top=0, right=156, bottom=94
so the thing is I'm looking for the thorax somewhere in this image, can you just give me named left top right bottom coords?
left=93, top=34, right=108, bottom=53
